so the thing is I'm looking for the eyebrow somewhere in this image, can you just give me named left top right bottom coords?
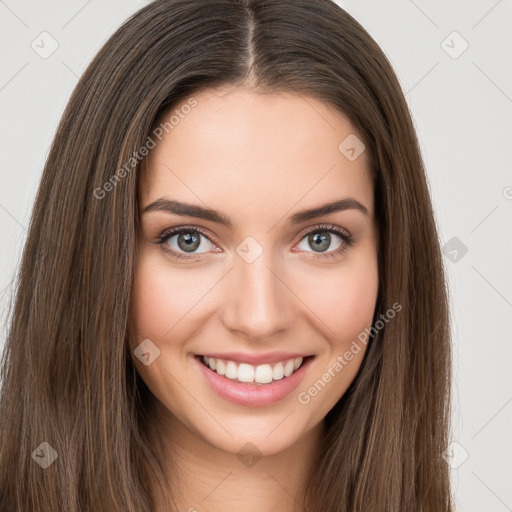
left=142, top=197, right=369, bottom=227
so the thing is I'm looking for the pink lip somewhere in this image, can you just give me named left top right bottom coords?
left=195, top=355, right=314, bottom=407
left=198, top=351, right=311, bottom=365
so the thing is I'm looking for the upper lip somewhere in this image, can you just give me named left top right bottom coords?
left=197, top=352, right=313, bottom=365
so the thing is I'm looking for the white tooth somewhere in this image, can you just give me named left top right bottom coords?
left=238, top=363, right=255, bottom=383
left=283, top=359, right=295, bottom=377
left=202, top=355, right=208, bottom=365
left=225, top=361, right=238, bottom=379
left=272, top=362, right=284, bottom=380
left=294, top=357, right=303, bottom=370
left=208, top=358, right=216, bottom=371
left=216, top=359, right=226, bottom=376
left=254, top=364, right=273, bottom=384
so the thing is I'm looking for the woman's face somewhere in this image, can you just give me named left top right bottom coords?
left=130, top=86, right=379, bottom=457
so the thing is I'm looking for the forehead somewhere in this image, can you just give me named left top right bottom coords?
left=141, top=87, right=373, bottom=221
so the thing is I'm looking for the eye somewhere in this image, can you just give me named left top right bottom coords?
left=294, top=223, right=354, bottom=260
left=156, top=226, right=220, bottom=260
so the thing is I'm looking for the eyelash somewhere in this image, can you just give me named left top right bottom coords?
left=155, top=223, right=355, bottom=262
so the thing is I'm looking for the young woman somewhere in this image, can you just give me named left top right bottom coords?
left=0, top=0, right=453, bottom=510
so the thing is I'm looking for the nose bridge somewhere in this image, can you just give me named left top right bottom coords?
left=221, top=242, right=293, bottom=339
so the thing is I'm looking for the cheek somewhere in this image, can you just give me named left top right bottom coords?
left=332, top=272, right=378, bottom=341
left=130, top=265, right=173, bottom=341
left=298, top=258, right=379, bottom=348
left=130, top=254, right=213, bottom=342
left=296, top=259, right=378, bottom=418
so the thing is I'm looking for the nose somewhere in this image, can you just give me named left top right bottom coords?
left=221, top=250, right=294, bottom=341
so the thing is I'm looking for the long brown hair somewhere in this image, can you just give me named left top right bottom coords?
left=0, top=0, right=453, bottom=510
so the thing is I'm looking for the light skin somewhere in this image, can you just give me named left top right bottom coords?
left=129, top=85, right=379, bottom=512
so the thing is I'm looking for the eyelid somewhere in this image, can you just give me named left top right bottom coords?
left=295, top=222, right=351, bottom=241
left=157, top=224, right=219, bottom=246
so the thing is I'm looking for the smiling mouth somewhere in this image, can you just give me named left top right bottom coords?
left=197, top=355, right=315, bottom=385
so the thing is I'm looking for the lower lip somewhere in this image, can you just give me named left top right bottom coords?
left=195, top=355, right=314, bottom=407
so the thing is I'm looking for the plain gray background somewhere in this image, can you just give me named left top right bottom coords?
left=1, top=1, right=511, bottom=510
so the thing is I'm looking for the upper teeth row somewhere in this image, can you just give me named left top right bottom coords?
left=202, top=356, right=304, bottom=384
